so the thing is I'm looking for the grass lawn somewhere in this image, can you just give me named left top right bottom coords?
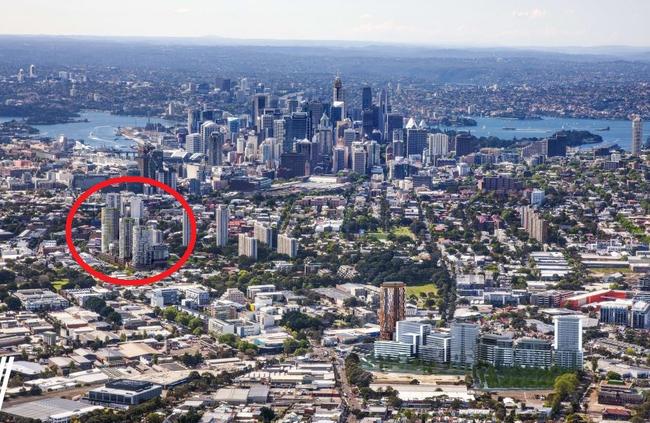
left=365, top=227, right=416, bottom=241
left=406, top=283, right=438, bottom=297
left=392, top=226, right=416, bottom=240
left=476, top=366, right=566, bottom=389
left=51, top=279, right=69, bottom=291
left=363, top=355, right=466, bottom=375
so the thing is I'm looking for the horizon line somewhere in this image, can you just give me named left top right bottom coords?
left=0, top=33, right=649, bottom=51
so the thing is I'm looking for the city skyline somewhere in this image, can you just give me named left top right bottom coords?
left=0, top=4, right=649, bottom=420
left=2, top=0, right=650, bottom=48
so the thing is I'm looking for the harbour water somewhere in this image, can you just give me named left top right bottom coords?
left=452, top=116, right=634, bottom=150
left=1, top=111, right=638, bottom=151
left=0, top=110, right=175, bottom=150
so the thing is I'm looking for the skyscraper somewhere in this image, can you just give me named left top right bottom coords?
left=187, top=109, right=201, bottom=133
left=343, top=128, right=357, bottom=147
left=428, top=133, right=449, bottom=158
left=379, top=88, right=391, bottom=141
left=406, top=128, right=428, bottom=157
left=351, top=143, right=367, bottom=174
left=306, top=100, right=324, bottom=134
left=333, top=75, right=344, bottom=103
left=137, top=144, right=163, bottom=179
left=378, top=282, right=406, bottom=340
left=366, top=140, right=380, bottom=168
left=200, top=121, right=219, bottom=155
left=130, top=197, right=144, bottom=221
left=361, top=108, right=375, bottom=138
left=284, top=112, right=311, bottom=153
left=632, top=115, right=643, bottom=155
left=105, top=193, right=121, bottom=210
left=131, top=224, right=150, bottom=267
left=185, top=133, right=202, bottom=154
left=252, top=93, right=269, bottom=130
left=361, top=85, right=372, bottom=110
left=118, top=217, right=135, bottom=260
left=215, top=205, right=229, bottom=247
left=182, top=209, right=190, bottom=247
left=259, top=113, right=275, bottom=140
left=316, top=113, right=333, bottom=160
left=450, top=322, right=480, bottom=368
left=101, top=207, right=119, bottom=254
left=454, top=133, right=475, bottom=157
left=332, top=147, right=346, bottom=173
left=386, top=113, right=404, bottom=142
left=553, top=315, right=583, bottom=369
left=273, top=119, right=286, bottom=151
left=206, top=131, right=224, bottom=166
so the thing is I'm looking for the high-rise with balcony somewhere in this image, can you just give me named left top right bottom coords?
left=215, top=205, right=229, bottom=247
left=238, top=234, right=258, bottom=259
left=378, top=282, right=405, bottom=340
left=277, top=233, right=298, bottom=258
left=450, top=322, right=479, bottom=368
left=632, top=115, right=643, bottom=155
left=182, top=210, right=191, bottom=247
left=101, top=207, right=119, bottom=254
left=553, top=315, right=583, bottom=369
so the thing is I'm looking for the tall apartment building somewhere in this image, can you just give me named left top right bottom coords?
left=238, top=234, right=258, bottom=259
left=277, top=233, right=298, bottom=258
left=428, top=133, right=449, bottom=157
left=131, top=225, right=150, bottom=267
left=200, top=121, right=219, bottom=155
left=253, top=221, right=273, bottom=246
left=478, top=334, right=514, bottom=367
left=215, top=205, right=229, bottom=247
left=378, top=282, right=406, bottom=340
left=553, top=315, right=583, bottom=369
left=351, top=142, right=367, bottom=174
left=206, top=131, right=224, bottom=166
left=450, top=322, right=479, bottom=368
left=101, top=207, right=119, bottom=254
left=182, top=209, right=191, bottom=247
left=521, top=205, right=549, bottom=243
left=478, top=175, right=522, bottom=193
left=514, top=338, right=553, bottom=368
left=632, top=115, right=643, bottom=155
left=118, top=217, right=135, bottom=260
left=373, top=320, right=451, bottom=365
left=419, top=331, right=451, bottom=364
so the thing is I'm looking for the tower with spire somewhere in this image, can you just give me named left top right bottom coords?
left=333, top=74, right=343, bottom=103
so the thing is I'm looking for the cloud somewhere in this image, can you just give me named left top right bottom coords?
left=175, top=8, right=191, bottom=14
left=512, top=8, right=547, bottom=19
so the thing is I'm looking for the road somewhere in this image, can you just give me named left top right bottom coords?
left=311, top=345, right=361, bottom=422
left=4, top=383, right=101, bottom=408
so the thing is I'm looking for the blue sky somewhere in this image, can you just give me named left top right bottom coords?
left=3, top=0, right=649, bottom=47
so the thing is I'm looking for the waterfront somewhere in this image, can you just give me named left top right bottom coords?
left=0, top=110, right=174, bottom=149
left=1, top=111, right=638, bottom=151
left=453, top=116, right=635, bottom=150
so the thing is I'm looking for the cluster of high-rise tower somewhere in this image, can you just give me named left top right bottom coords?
left=100, top=192, right=169, bottom=268
left=375, top=281, right=584, bottom=369
left=180, top=76, right=403, bottom=179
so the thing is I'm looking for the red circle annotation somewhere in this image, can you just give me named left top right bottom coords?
left=65, top=176, right=196, bottom=286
